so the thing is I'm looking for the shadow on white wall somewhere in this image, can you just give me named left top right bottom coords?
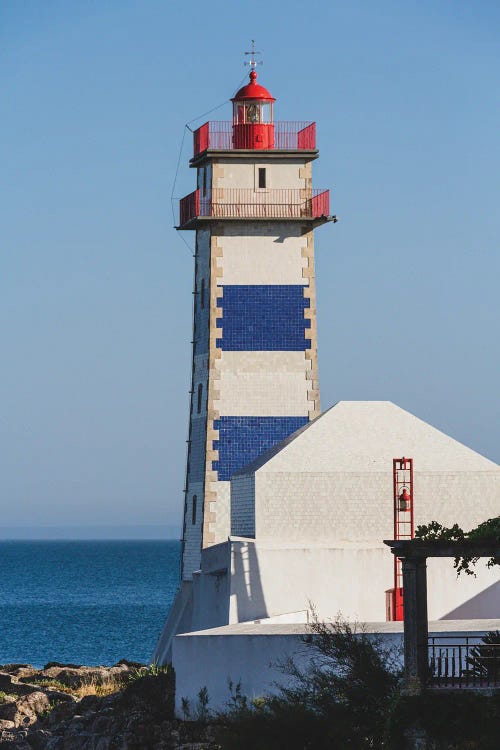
left=440, top=580, right=500, bottom=620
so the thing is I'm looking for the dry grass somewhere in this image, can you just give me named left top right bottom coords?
left=73, top=675, right=126, bottom=699
left=28, top=679, right=74, bottom=694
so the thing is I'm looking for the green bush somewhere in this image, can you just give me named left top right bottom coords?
left=213, top=617, right=500, bottom=749
left=216, top=615, right=401, bottom=749
left=387, top=690, right=500, bottom=750
left=120, top=663, right=175, bottom=719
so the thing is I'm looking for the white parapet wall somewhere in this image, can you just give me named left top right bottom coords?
left=173, top=619, right=500, bottom=716
left=185, top=538, right=500, bottom=634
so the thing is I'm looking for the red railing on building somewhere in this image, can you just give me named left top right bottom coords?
left=311, top=190, right=330, bottom=219
left=178, top=188, right=330, bottom=226
left=179, top=190, right=199, bottom=227
left=193, top=123, right=210, bottom=156
left=192, top=121, right=316, bottom=156
left=297, top=123, right=316, bottom=150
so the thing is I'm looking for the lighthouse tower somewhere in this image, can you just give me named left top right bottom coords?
left=178, top=65, right=333, bottom=582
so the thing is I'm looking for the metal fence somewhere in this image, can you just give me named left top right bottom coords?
left=428, top=636, right=500, bottom=688
left=179, top=188, right=330, bottom=226
left=193, top=121, right=316, bottom=155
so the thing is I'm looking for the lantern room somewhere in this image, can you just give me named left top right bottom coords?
left=232, top=70, right=275, bottom=149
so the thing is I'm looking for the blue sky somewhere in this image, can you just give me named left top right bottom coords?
left=2, top=0, right=499, bottom=536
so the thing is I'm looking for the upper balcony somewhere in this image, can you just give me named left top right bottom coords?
left=192, top=121, right=316, bottom=158
left=178, top=188, right=330, bottom=229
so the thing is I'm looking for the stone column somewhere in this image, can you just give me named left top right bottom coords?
left=401, top=556, right=428, bottom=690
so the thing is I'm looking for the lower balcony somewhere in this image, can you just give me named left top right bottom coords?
left=428, top=635, right=500, bottom=689
left=178, top=188, right=331, bottom=229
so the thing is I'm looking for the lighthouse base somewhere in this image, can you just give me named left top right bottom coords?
left=152, top=581, right=193, bottom=665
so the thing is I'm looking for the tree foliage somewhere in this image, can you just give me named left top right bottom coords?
left=215, top=615, right=401, bottom=749
left=213, top=614, right=500, bottom=749
left=414, top=516, right=500, bottom=575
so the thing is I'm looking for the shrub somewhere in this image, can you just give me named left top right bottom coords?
left=181, top=686, right=210, bottom=721
left=119, top=663, right=175, bottom=719
left=387, top=691, right=500, bottom=750
left=216, top=615, right=401, bottom=749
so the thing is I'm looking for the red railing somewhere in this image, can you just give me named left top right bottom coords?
left=179, top=190, right=199, bottom=227
left=311, top=190, right=330, bottom=219
left=178, top=188, right=330, bottom=226
left=192, top=121, right=316, bottom=156
left=297, top=123, right=316, bottom=150
left=193, top=123, right=209, bottom=155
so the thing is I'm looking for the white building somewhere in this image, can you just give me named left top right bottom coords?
left=156, top=400, right=499, bottom=658
left=163, top=398, right=500, bottom=712
left=154, top=65, right=499, bottom=708
left=203, top=400, right=499, bottom=625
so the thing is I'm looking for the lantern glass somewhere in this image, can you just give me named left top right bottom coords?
left=261, top=103, right=273, bottom=123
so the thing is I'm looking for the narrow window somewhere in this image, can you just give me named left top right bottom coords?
left=197, top=383, right=202, bottom=413
left=202, top=167, right=207, bottom=196
left=258, top=167, right=266, bottom=189
left=192, top=495, right=197, bottom=525
left=200, top=278, right=205, bottom=309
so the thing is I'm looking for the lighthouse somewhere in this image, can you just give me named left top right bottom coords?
left=154, top=57, right=500, bottom=676
left=178, top=62, right=334, bottom=583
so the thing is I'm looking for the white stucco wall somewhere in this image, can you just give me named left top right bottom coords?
left=191, top=541, right=232, bottom=632
left=226, top=539, right=500, bottom=625
left=173, top=620, right=500, bottom=715
left=215, top=159, right=308, bottom=191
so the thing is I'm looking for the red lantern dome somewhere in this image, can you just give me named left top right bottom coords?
left=232, top=70, right=275, bottom=150
left=232, top=70, right=276, bottom=102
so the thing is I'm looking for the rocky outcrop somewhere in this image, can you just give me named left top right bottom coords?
left=0, top=662, right=217, bottom=749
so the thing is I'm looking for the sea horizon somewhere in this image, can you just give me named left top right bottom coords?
left=0, top=525, right=181, bottom=540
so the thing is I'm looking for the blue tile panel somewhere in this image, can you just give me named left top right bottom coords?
left=212, top=416, right=308, bottom=481
left=216, top=285, right=311, bottom=351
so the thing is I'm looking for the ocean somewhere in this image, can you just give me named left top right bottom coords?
left=0, top=540, right=180, bottom=668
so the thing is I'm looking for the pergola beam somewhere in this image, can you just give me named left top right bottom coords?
left=385, top=539, right=498, bottom=559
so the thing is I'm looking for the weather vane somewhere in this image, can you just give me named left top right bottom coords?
left=244, top=39, right=263, bottom=69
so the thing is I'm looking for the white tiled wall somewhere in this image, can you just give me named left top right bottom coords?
left=230, top=402, right=500, bottom=544
left=215, top=352, right=311, bottom=417
left=230, top=475, right=256, bottom=537
left=218, top=226, right=308, bottom=285
left=211, top=480, right=231, bottom=545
